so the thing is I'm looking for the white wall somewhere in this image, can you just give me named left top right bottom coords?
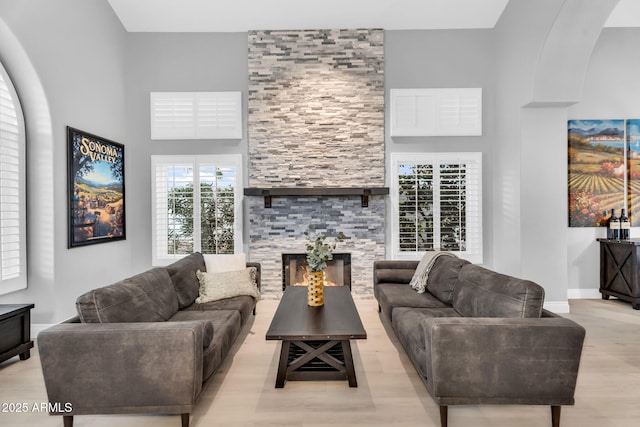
left=383, top=29, right=496, bottom=267
left=567, top=27, right=640, bottom=297
left=0, top=0, right=131, bottom=324
left=124, top=33, right=249, bottom=273
left=0, top=0, right=626, bottom=324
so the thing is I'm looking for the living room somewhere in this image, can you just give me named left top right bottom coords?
left=0, top=0, right=638, bottom=426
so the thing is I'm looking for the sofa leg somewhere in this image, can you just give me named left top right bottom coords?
left=551, top=406, right=561, bottom=427
left=378, top=304, right=381, bottom=313
left=63, top=415, right=73, bottom=427
left=439, top=405, right=448, bottom=427
left=181, top=413, right=190, bottom=427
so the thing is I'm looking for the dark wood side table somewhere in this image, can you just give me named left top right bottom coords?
left=598, top=238, right=640, bottom=309
left=266, top=287, right=366, bottom=387
left=0, top=304, right=35, bottom=363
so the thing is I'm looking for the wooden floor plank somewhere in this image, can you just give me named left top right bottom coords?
left=0, top=297, right=638, bottom=426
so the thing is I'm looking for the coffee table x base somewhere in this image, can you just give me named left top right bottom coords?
left=276, top=339, right=357, bottom=387
left=266, top=286, right=366, bottom=388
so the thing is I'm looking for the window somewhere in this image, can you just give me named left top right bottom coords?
left=150, top=92, right=242, bottom=140
left=390, top=88, right=482, bottom=137
left=0, top=60, right=27, bottom=294
left=390, top=152, right=482, bottom=263
left=151, top=155, right=243, bottom=266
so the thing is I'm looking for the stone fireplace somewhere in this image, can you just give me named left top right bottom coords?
left=246, top=29, right=385, bottom=297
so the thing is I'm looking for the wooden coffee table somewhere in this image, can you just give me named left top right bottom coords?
left=266, top=286, right=366, bottom=388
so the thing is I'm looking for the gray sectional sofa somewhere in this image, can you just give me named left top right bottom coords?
left=38, top=253, right=260, bottom=427
left=374, top=256, right=585, bottom=427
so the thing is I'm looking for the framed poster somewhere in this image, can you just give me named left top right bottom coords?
left=67, top=127, right=125, bottom=247
left=568, top=119, right=625, bottom=227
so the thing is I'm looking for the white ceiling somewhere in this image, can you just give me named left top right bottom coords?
left=106, top=0, right=511, bottom=32
left=106, top=0, right=639, bottom=33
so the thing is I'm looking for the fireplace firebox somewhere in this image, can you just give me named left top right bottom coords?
left=282, top=253, right=351, bottom=290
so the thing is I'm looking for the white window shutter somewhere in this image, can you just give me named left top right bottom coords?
left=391, top=152, right=482, bottom=264
left=150, top=92, right=196, bottom=139
left=151, top=155, right=243, bottom=266
left=0, top=62, right=27, bottom=293
left=196, top=92, right=242, bottom=139
left=390, top=88, right=482, bottom=137
left=151, top=92, right=242, bottom=140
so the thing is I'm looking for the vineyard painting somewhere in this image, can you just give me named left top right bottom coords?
left=568, top=119, right=625, bottom=227
left=627, top=119, right=640, bottom=226
left=67, top=127, right=125, bottom=247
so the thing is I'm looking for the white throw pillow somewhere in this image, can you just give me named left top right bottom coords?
left=195, top=267, right=260, bottom=304
left=203, top=253, right=246, bottom=273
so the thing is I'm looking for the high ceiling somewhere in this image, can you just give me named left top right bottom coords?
left=106, top=0, right=511, bottom=32
left=108, top=0, right=640, bottom=32
left=107, top=0, right=638, bottom=33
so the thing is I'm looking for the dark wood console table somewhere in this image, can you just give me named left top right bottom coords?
left=266, top=287, right=366, bottom=387
left=0, top=304, right=35, bottom=363
left=598, top=239, right=640, bottom=309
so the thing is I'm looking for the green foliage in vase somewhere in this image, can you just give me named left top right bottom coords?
left=304, top=225, right=347, bottom=272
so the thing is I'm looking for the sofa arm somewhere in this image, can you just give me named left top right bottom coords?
left=37, top=321, right=205, bottom=416
left=373, top=260, right=419, bottom=285
left=422, top=317, right=585, bottom=406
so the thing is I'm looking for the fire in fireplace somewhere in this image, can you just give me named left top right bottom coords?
left=282, top=253, right=351, bottom=290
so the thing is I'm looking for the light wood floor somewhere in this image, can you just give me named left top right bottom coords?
left=1, top=297, right=639, bottom=427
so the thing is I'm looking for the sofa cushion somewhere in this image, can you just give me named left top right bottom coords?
left=391, top=307, right=461, bottom=377
left=165, top=252, right=207, bottom=309
left=76, top=268, right=179, bottom=323
left=452, top=264, right=545, bottom=318
left=168, top=309, right=242, bottom=382
left=169, top=311, right=215, bottom=349
left=195, top=267, right=260, bottom=304
left=165, top=252, right=205, bottom=308
left=376, top=283, right=449, bottom=321
left=183, top=295, right=256, bottom=326
left=426, top=256, right=470, bottom=304
left=409, top=251, right=458, bottom=293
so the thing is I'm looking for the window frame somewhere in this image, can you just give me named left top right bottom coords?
left=0, top=59, right=27, bottom=295
left=390, top=152, right=483, bottom=264
left=151, top=154, right=243, bottom=266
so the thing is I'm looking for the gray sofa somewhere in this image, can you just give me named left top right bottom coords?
left=373, top=256, right=585, bottom=427
left=38, top=253, right=260, bottom=427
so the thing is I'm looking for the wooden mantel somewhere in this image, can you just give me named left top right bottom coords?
left=243, top=187, right=389, bottom=208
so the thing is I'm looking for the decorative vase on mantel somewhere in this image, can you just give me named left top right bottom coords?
left=303, top=225, right=347, bottom=307
left=307, top=270, right=326, bottom=307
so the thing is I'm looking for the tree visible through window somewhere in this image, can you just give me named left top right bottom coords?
left=152, top=155, right=242, bottom=265
left=392, top=153, right=482, bottom=263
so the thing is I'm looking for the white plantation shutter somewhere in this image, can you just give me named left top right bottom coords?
left=150, top=92, right=242, bottom=140
left=0, top=61, right=26, bottom=293
left=151, top=155, right=243, bottom=266
left=150, top=92, right=196, bottom=139
left=397, top=163, right=434, bottom=252
left=195, top=92, right=242, bottom=139
left=391, top=152, right=482, bottom=264
left=390, top=88, right=482, bottom=136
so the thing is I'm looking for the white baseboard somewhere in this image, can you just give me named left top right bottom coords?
left=543, top=301, right=571, bottom=313
left=568, top=288, right=601, bottom=299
